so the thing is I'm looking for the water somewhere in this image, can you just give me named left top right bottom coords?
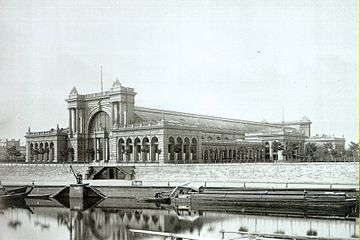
left=0, top=198, right=358, bottom=240
left=0, top=162, right=358, bottom=239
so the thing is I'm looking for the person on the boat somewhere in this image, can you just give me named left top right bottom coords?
left=76, top=172, right=83, bottom=184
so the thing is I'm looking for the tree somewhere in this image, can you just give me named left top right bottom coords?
left=323, top=142, right=334, bottom=161
left=125, top=148, right=132, bottom=154
left=272, top=141, right=283, bottom=151
left=32, top=148, right=40, bottom=161
left=141, top=146, right=149, bottom=153
left=44, top=147, right=50, bottom=158
left=348, top=142, right=359, bottom=161
left=331, top=149, right=339, bottom=162
left=282, top=148, right=292, bottom=161
left=173, top=144, right=182, bottom=153
left=305, top=143, right=317, bottom=162
left=85, top=148, right=95, bottom=161
left=6, top=146, right=21, bottom=161
left=38, top=146, right=45, bottom=160
left=282, top=142, right=297, bottom=161
left=272, top=141, right=283, bottom=161
left=60, top=147, right=74, bottom=162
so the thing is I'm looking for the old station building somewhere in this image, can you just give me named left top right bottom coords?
left=25, top=80, right=311, bottom=164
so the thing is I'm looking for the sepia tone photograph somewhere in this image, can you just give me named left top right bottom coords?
left=0, top=1, right=358, bottom=239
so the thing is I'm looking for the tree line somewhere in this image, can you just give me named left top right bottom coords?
left=272, top=141, right=359, bottom=162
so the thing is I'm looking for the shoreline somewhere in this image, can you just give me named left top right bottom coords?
left=1, top=162, right=357, bottom=187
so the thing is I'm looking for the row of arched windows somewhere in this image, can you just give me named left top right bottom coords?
left=168, top=137, right=198, bottom=163
left=28, top=142, right=55, bottom=162
left=117, top=136, right=160, bottom=162
left=202, top=146, right=265, bottom=163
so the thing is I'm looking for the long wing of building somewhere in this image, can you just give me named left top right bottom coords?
left=25, top=80, right=312, bottom=164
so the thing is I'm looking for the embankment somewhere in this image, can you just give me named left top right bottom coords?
left=0, top=162, right=357, bottom=187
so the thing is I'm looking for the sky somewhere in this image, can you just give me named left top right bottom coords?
left=0, top=0, right=358, bottom=145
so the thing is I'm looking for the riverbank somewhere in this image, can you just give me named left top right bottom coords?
left=0, top=162, right=357, bottom=186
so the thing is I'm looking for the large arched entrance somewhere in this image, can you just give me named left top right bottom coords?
left=88, top=111, right=111, bottom=162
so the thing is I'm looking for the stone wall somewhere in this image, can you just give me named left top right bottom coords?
left=0, top=164, right=88, bottom=184
left=135, top=162, right=358, bottom=186
left=0, top=163, right=357, bottom=187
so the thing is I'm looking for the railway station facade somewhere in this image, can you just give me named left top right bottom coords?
left=25, top=80, right=311, bottom=164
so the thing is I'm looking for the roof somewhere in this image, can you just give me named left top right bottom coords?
left=134, top=106, right=295, bottom=133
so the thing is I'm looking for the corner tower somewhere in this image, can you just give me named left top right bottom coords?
left=109, top=79, right=136, bottom=128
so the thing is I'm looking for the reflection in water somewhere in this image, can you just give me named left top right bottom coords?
left=8, top=220, right=22, bottom=229
left=0, top=198, right=358, bottom=240
left=56, top=208, right=208, bottom=240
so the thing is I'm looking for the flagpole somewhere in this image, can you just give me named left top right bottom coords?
left=101, top=66, right=103, bottom=93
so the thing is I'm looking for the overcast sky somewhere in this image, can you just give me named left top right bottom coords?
left=0, top=0, right=358, bottom=145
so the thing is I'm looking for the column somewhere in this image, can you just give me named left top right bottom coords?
left=94, top=138, right=98, bottom=161
left=149, top=143, right=153, bottom=162
left=167, top=143, right=171, bottom=161
left=142, top=143, right=145, bottom=162
left=269, top=141, right=273, bottom=162
left=72, top=109, right=76, bottom=133
left=76, top=108, right=79, bottom=134
left=98, top=139, right=102, bottom=161
left=132, top=142, right=136, bottom=162
left=81, top=109, right=83, bottom=133
left=124, top=111, right=127, bottom=127
left=93, top=138, right=96, bottom=161
left=147, top=143, right=150, bottom=161
left=78, top=109, right=82, bottom=133
left=180, top=144, right=183, bottom=162
left=104, top=139, right=106, bottom=161
left=104, top=138, right=108, bottom=161
left=112, top=104, right=114, bottom=125
left=53, top=145, right=57, bottom=162
left=119, top=102, right=123, bottom=126
left=49, top=148, right=53, bottom=162
left=113, top=103, right=119, bottom=126
left=45, top=150, right=48, bottom=161
left=130, top=143, right=134, bottom=162
left=278, top=142, right=284, bottom=161
left=182, top=144, right=186, bottom=163
left=69, top=109, right=72, bottom=133
left=26, top=143, right=30, bottom=162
